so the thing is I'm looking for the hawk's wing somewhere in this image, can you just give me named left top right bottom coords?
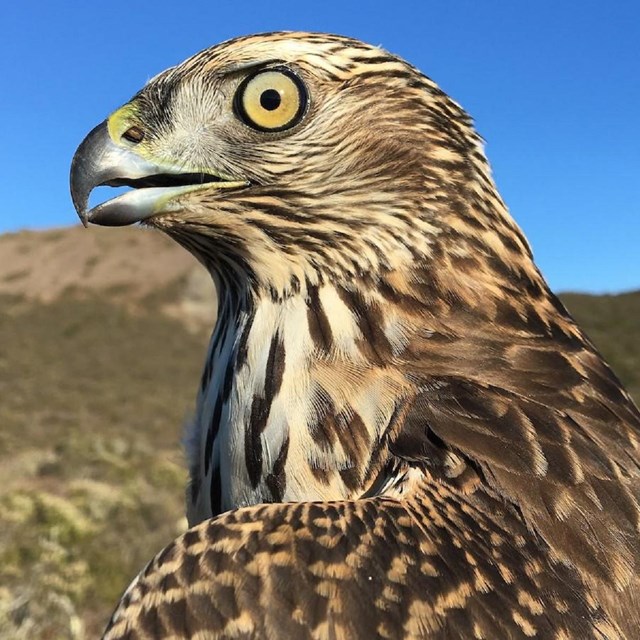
left=385, top=303, right=640, bottom=638
left=103, top=493, right=607, bottom=640
left=394, top=378, right=640, bottom=582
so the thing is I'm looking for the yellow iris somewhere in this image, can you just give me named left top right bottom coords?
left=237, top=69, right=306, bottom=131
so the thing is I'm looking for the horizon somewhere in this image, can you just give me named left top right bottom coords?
left=1, top=1, right=638, bottom=294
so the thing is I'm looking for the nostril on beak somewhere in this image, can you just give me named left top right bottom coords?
left=122, top=126, right=145, bottom=144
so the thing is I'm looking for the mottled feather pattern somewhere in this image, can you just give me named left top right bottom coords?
left=72, top=32, right=640, bottom=638
left=104, top=495, right=613, bottom=640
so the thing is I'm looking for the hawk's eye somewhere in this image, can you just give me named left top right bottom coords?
left=235, top=68, right=307, bottom=132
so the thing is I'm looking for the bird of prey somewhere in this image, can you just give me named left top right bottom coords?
left=70, top=32, right=640, bottom=639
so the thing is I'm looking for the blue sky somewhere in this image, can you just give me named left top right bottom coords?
left=1, top=1, right=638, bottom=293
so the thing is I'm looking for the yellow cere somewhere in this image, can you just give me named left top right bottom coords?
left=107, top=103, right=141, bottom=145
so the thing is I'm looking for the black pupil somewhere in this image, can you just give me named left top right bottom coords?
left=260, top=89, right=281, bottom=111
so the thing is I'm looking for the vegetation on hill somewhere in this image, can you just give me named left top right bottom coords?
left=0, top=291, right=208, bottom=638
left=561, top=290, right=640, bottom=402
left=0, top=227, right=637, bottom=638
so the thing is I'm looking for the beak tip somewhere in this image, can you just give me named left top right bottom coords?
left=70, top=120, right=109, bottom=227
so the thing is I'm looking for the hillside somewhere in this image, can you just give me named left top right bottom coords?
left=0, top=226, right=215, bottom=638
left=561, top=290, right=640, bottom=402
left=0, top=226, right=638, bottom=638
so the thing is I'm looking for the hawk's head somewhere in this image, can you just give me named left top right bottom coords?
left=71, top=32, right=534, bottom=300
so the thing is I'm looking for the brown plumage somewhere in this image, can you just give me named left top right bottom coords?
left=70, top=32, right=640, bottom=639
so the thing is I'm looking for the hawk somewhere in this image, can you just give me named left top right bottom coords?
left=70, top=33, right=640, bottom=639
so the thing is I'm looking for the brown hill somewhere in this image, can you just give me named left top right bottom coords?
left=0, top=226, right=637, bottom=638
left=0, top=226, right=193, bottom=302
left=0, top=226, right=217, bottom=329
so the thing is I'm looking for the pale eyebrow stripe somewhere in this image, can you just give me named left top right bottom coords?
left=206, top=59, right=287, bottom=77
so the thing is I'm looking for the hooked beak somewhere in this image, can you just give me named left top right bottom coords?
left=70, top=120, right=249, bottom=227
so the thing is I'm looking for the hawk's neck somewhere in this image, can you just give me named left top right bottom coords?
left=185, top=282, right=412, bottom=526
